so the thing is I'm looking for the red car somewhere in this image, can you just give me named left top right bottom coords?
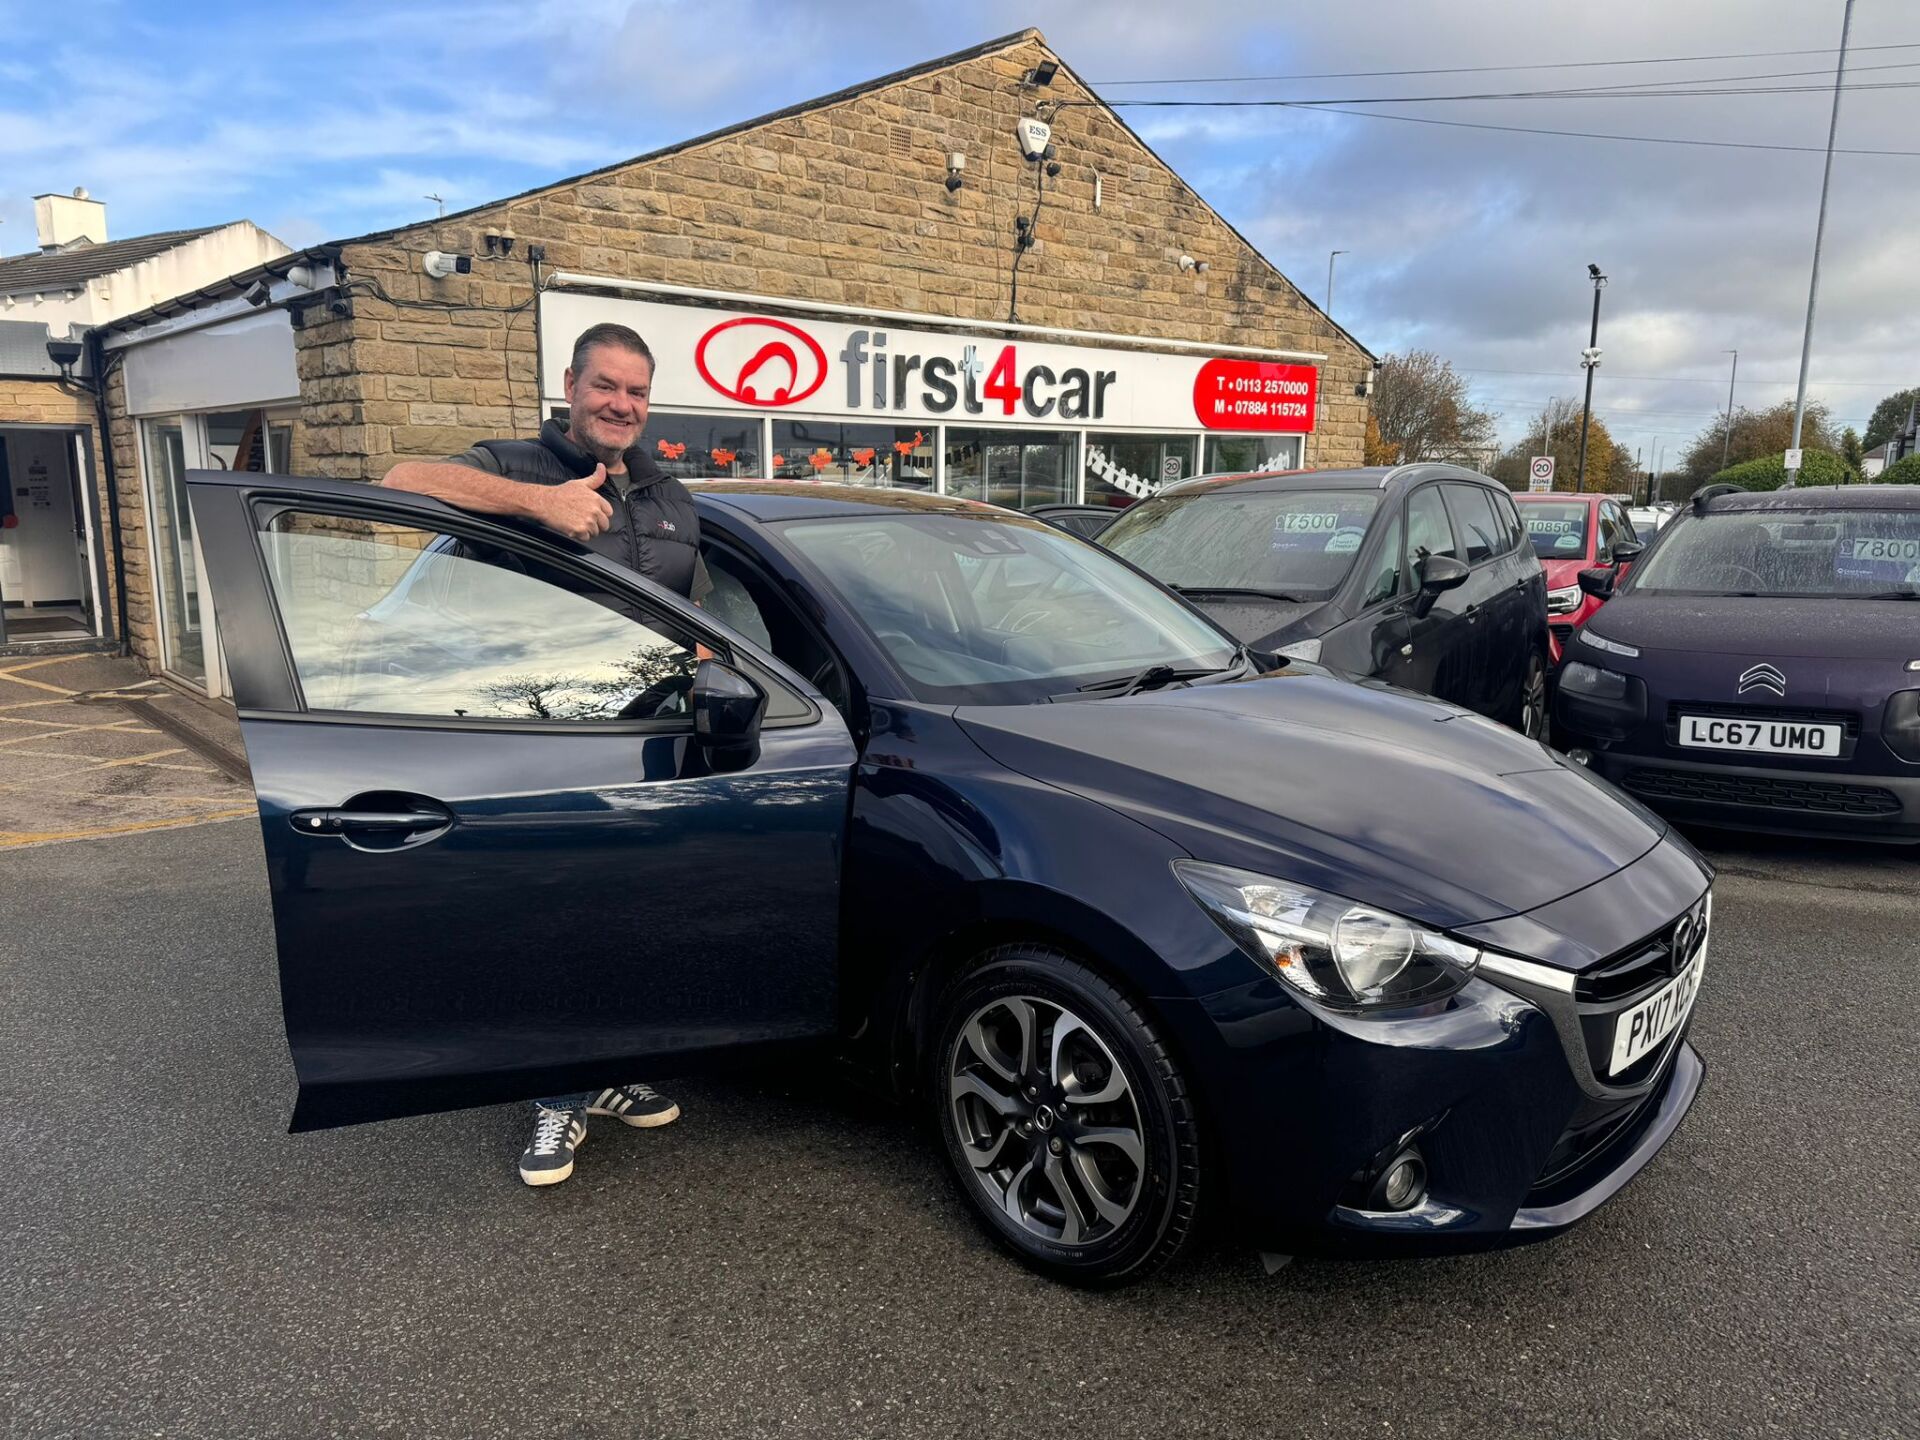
left=1513, top=493, right=1645, bottom=663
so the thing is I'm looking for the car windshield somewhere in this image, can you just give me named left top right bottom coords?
left=1100, top=488, right=1382, bottom=596
left=1629, top=507, right=1920, bottom=597
left=1514, top=499, right=1591, bottom=560
left=780, top=512, right=1241, bottom=704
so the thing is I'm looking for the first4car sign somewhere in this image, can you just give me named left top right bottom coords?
left=541, top=292, right=1321, bottom=434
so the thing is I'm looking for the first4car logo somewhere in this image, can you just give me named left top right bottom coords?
left=694, top=317, right=829, bottom=407
left=1737, top=663, right=1788, bottom=696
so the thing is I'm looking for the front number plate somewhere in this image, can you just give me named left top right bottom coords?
left=1678, top=715, right=1841, bottom=756
left=1609, top=948, right=1706, bottom=1076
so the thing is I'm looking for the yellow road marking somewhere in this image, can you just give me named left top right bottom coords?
left=0, top=721, right=157, bottom=747
left=0, top=655, right=85, bottom=677
left=0, top=806, right=255, bottom=849
left=90, top=747, right=189, bottom=768
left=0, top=671, right=77, bottom=696
left=0, top=697, right=81, bottom=712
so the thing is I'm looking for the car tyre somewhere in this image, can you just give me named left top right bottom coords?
left=930, top=945, right=1201, bottom=1288
left=1517, top=649, right=1550, bottom=744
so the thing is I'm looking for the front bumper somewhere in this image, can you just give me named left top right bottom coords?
left=1155, top=836, right=1712, bottom=1256
left=1584, top=749, right=1920, bottom=842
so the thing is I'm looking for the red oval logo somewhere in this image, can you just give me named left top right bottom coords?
left=693, top=316, right=828, bottom=407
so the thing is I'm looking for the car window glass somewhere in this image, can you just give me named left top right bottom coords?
left=1611, top=504, right=1639, bottom=543
left=702, top=543, right=851, bottom=716
left=1629, top=508, right=1920, bottom=597
left=1441, top=484, right=1500, bottom=565
left=1491, top=490, right=1527, bottom=553
left=1101, top=489, right=1383, bottom=596
left=782, top=513, right=1238, bottom=705
left=258, top=511, right=703, bottom=721
left=1598, top=506, right=1622, bottom=556
left=1358, top=511, right=1404, bottom=608
left=1515, top=499, right=1588, bottom=559
left=1404, top=486, right=1458, bottom=570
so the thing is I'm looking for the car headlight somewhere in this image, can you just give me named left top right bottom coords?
left=1547, top=585, right=1582, bottom=615
left=1275, top=638, right=1322, bottom=663
left=1560, top=661, right=1628, bottom=700
left=1578, top=629, right=1639, bottom=658
left=1174, top=861, right=1481, bottom=1009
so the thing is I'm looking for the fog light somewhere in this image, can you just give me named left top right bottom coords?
left=1567, top=747, right=1593, bottom=766
left=1369, top=1149, right=1427, bottom=1211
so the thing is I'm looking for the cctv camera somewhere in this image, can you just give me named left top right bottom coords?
left=424, top=251, right=473, bottom=280
left=1015, top=117, right=1053, bottom=162
left=243, top=280, right=273, bottom=308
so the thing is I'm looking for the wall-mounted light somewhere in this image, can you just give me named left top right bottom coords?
left=1023, top=59, right=1059, bottom=88
left=1177, top=254, right=1209, bottom=274
left=243, top=280, right=273, bottom=308
left=945, top=151, right=966, bottom=193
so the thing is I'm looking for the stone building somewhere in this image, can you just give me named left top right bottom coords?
left=87, top=28, right=1374, bottom=697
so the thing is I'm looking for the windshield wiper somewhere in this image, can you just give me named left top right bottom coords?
left=1073, top=653, right=1251, bottom=698
left=1171, top=585, right=1310, bottom=603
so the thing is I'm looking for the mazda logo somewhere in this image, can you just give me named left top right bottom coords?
left=1737, top=662, right=1787, bottom=696
left=693, top=316, right=828, bottom=407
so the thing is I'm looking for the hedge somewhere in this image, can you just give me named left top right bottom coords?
left=1705, top=449, right=1849, bottom=491
left=1874, top=454, right=1920, bottom=485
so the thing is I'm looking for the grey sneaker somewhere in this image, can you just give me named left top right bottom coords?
left=587, top=1083, right=681, bottom=1128
left=519, top=1101, right=587, bottom=1186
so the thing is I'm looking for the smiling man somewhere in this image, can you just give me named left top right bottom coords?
left=380, top=322, right=710, bottom=1185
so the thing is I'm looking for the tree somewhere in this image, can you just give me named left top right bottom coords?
left=1864, top=387, right=1920, bottom=450
left=1679, top=399, right=1834, bottom=485
left=1490, top=399, right=1630, bottom=494
left=1841, top=426, right=1865, bottom=481
left=1362, top=414, right=1400, bottom=466
left=1370, top=351, right=1498, bottom=464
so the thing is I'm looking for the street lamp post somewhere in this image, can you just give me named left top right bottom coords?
left=1720, top=349, right=1739, bottom=472
left=1575, top=263, right=1607, bottom=493
left=1326, top=250, right=1348, bottom=316
left=1787, top=0, right=1856, bottom=487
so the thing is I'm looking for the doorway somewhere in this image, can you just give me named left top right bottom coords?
left=0, top=426, right=106, bottom=646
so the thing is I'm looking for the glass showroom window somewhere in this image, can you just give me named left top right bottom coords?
left=642, top=410, right=761, bottom=479
left=1202, top=434, right=1303, bottom=475
left=139, top=419, right=205, bottom=686
left=769, top=419, right=934, bottom=489
left=1085, top=434, right=1199, bottom=510
left=946, top=429, right=1078, bottom=510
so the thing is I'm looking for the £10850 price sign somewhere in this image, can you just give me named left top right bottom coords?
left=1191, top=359, right=1319, bottom=433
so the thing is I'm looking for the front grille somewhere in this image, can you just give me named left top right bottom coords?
left=1625, top=768, right=1899, bottom=815
left=1577, top=899, right=1706, bottom=1005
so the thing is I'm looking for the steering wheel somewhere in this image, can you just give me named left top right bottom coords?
left=1719, top=563, right=1767, bottom=589
left=616, top=674, right=694, bottom=719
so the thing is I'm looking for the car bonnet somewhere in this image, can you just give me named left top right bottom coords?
left=956, top=672, right=1665, bottom=931
left=1588, top=593, right=1920, bottom=660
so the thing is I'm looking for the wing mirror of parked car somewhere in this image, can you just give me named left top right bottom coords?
left=1413, top=553, right=1470, bottom=618
left=1578, top=567, right=1617, bottom=600
left=1609, top=540, right=1645, bottom=566
left=692, top=659, right=767, bottom=772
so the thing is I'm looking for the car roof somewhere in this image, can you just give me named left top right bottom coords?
left=1154, top=462, right=1504, bottom=499
left=1697, top=484, right=1920, bottom=515
left=688, top=480, right=1017, bottom=522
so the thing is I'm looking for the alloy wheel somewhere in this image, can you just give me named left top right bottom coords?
left=1521, top=658, right=1548, bottom=740
left=947, top=995, right=1146, bottom=1247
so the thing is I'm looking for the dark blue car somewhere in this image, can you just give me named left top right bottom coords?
left=1556, top=485, right=1920, bottom=842
left=189, top=472, right=1709, bottom=1286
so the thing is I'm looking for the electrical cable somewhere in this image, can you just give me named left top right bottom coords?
left=1091, top=41, right=1920, bottom=86
left=1007, top=157, right=1051, bottom=324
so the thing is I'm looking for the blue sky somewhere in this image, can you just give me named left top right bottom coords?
left=4, top=0, right=1914, bottom=459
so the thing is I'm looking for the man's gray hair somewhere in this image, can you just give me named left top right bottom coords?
left=569, top=322, right=656, bottom=379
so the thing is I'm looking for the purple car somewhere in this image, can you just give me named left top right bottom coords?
left=1554, top=484, right=1920, bottom=842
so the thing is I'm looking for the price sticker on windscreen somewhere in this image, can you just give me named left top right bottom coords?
left=1850, top=537, right=1920, bottom=562
left=1526, top=517, right=1576, bottom=534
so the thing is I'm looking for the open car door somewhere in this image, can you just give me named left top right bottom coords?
left=187, top=471, right=856, bottom=1131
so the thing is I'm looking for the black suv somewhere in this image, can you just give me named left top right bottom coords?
left=1101, top=465, right=1552, bottom=738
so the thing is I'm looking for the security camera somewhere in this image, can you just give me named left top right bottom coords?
left=946, top=151, right=965, bottom=193
left=1015, top=117, right=1053, bottom=162
left=243, top=280, right=273, bottom=308
left=424, top=251, right=473, bottom=279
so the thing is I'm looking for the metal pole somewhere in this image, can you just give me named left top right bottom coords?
left=1575, top=271, right=1604, bottom=492
left=1720, top=350, right=1739, bottom=472
left=1787, top=0, right=1856, bottom=486
left=1326, top=250, right=1347, bottom=315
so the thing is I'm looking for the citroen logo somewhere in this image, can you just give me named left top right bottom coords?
left=1738, top=662, right=1787, bottom=696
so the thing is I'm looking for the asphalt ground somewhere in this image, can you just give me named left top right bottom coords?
left=1, top=818, right=1914, bottom=1439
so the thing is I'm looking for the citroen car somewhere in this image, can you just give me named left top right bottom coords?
left=189, top=471, right=1709, bottom=1287
left=1513, top=491, right=1645, bottom=662
left=1556, top=484, right=1920, bottom=841
left=1100, top=465, right=1552, bottom=740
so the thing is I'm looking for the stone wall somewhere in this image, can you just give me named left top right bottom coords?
left=301, top=30, right=1370, bottom=478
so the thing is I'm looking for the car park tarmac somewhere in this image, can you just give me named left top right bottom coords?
left=1, top=816, right=1911, bottom=1439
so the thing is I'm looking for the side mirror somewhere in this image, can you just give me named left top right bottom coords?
left=1577, top=566, right=1616, bottom=600
left=1609, top=540, right=1645, bottom=566
left=692, top=659, right=766, bottom=772
left=1412, top=553, right=1469, bottom=618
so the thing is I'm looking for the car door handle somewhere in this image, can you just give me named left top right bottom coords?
left=291, top=799, right=454, bottom=841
